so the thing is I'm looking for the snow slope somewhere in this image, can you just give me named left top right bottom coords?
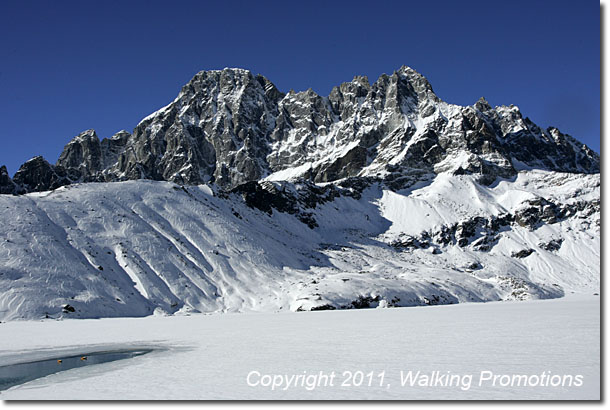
left=0, top=296, right=600, bottom=399
left=0, top=170, right=599, bottom=321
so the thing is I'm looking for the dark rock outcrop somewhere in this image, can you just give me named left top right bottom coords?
left=539, top=238, right=564, bottom=252
left=0, top=166, right=16, bottom=194
left=229, top=180, right=342, bottom=228
left=512, top=248, right=535, bottom=259
left=12, top=157, right=71, bottom=194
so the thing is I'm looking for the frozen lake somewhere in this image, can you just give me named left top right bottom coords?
left=0, top=349, right=152, bottom=392
left=0, top=295, right=599, bottom=400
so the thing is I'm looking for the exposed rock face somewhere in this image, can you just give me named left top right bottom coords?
left=4, top=66, right=600, bottom=194
left=539, top=238, right=563, bottom=252
left=57, top=129, right=104, bottom=177
left=512, top=248, right=535, bottom=259
left=12, top=157, right=71, bottom=194
left=228, top=180, right=343, bottom=229
left=0, top=166, right=16, bottom=194
left=56, top=129, right=131, bottom=182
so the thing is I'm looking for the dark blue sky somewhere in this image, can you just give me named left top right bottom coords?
left=0, top=0, right=600, bottom=175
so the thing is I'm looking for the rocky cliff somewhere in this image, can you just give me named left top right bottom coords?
left=0, top=66, right=599, bottom=195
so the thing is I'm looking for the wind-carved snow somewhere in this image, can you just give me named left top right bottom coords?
left=0, top=169, right=599, bottom=321
left=263, top=162, right=314, bottom=182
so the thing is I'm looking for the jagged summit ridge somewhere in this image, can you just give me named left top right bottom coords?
left=1, top=66, right=599, bottom=194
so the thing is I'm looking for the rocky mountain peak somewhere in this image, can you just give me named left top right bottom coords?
left=3, top=66, right=600, bottom=194
left=395, top=65, right=436, bottom=99
left=57, top=129, right=102, bottom=172
left=350, top=75, right=371, bottom=91
left=73, top=128, right=98, bottom=141
left=474, top=97, right=492, bottom=112
left=0, top=165, right=16, bottom=194
left=11, top=156, right=70, bottom=193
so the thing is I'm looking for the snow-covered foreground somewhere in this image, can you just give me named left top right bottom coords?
left=0, top=296, right=599, bottom=400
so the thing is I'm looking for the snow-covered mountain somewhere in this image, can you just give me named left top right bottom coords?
left=0, top=66, right=600, bottom=320
left=0, top=66, right=598, bottom=194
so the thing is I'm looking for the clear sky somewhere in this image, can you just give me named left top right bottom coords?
left=0, top=0, right=600, bottom=175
